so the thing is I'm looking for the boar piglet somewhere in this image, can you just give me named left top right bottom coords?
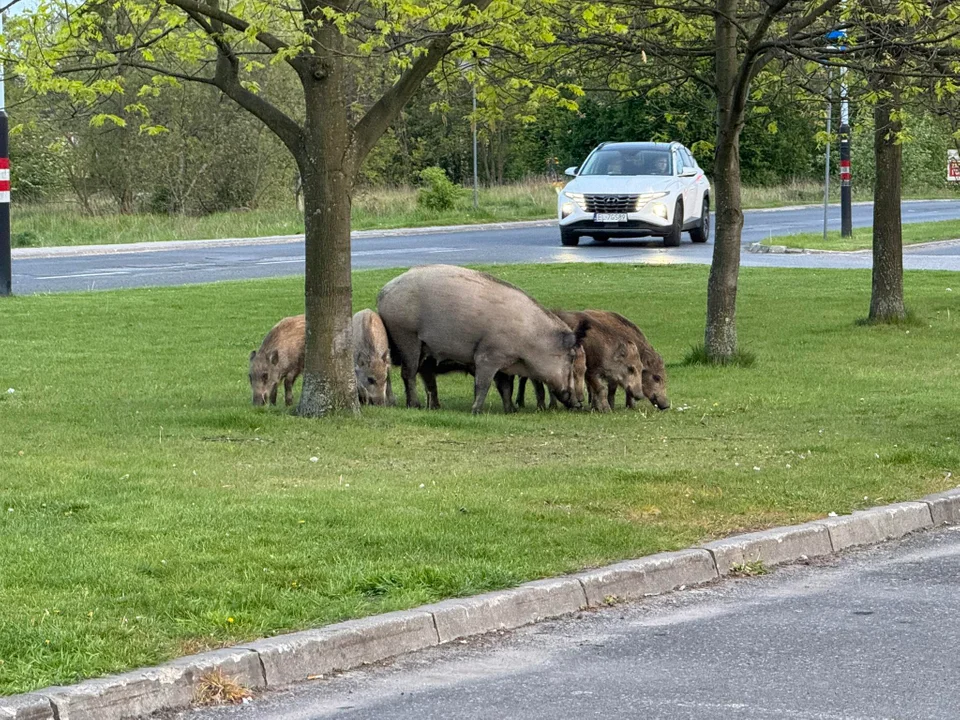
left=249, top=315, right=305, bottom=406
left=553, top=310, right=644, bottom=412
left=352, top=309, right=395, bottom=406
left=583, top=310, right=670, bottom=410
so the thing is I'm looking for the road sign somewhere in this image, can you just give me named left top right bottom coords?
left=949, top=150, right=960, bottom=183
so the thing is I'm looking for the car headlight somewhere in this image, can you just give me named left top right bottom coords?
left=563, top=192, right=586, bottom=210
left=651, top=202, right=668, bottom=219
left=561, top=202, right=575, bottom=218
left=634, top=192, right=669, bottom=211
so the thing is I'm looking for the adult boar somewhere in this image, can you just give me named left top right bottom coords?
left=583, top=310, right=670, bottom=410
left=377, top=265, right=589, bottom=414
left=552, top=310, right=645, bottom=412
left=352, top=309, right=395, bottom=406
left=249, top=315, right=305, bottom=406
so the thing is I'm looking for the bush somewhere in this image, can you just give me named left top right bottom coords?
left=12, top=230, right=41, bottom=248
left=416, top=166, right=465, bottom=211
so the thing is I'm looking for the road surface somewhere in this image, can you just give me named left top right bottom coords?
left=174, top=525, right=960, bottom=720
left=12, top=200, right=960, bottom=294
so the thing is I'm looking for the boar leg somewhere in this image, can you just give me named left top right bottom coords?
left=269, top=382, right=279, bottom=406
left=421, top=362, right=442, bottom=410
left=534, top=381, right=548, bottom=411
left=471, top=351, right=507, bottom=414
left=625, top=391, right=637, bottom=410
left=588, top=374, right=611, bottom=412
left=391, top=332, right=422, bottom=408
left=385, top=373, right=397, bottom=407
left=516, top=377, right=527, bottom=408
left=607, top=381, right=618, bottom=410
left=495, top=372, right=516, bottom=414
left=284, top=376, right=296, bottom=406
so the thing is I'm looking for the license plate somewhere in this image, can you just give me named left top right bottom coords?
left=595, top=213, right=628, bottom=223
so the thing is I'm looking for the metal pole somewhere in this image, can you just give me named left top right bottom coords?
left=472, top=82, right=478, bottom=210
left=824, top=73, right=833, bottom=245
left=839, top=63, right=853, bottom=238
left=0, top=10, right=10, bottom=297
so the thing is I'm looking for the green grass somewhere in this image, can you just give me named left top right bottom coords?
left=1, top=263, right=959, bottom=695
left=14, top=180, right=958, bottom=249
left=738, top=179, right=959, bottom=209
left=764, top=218, right=960, bottom=251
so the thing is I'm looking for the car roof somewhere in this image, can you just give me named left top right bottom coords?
left=595, top=141, right=681, bottom=152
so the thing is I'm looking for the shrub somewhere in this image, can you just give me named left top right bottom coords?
left=416, top=166, right=465, bottom=211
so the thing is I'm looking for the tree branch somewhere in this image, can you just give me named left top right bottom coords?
left=349, top=0, right=495, bottom=170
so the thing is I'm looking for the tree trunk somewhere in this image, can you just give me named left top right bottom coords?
left=296, top=35, right=360, bottom=416
left=704, top=0, right=745, bottom=361
left=868, top=78, right=905, bottom=322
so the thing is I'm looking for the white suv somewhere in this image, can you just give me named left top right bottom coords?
left=557, top=141, right=711, bottom=247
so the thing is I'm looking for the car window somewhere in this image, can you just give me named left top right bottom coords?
left=580, top=148, right=673, bottom=176
left=680, top=147, right=694, bottom=170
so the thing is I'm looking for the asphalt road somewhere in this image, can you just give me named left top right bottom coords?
left=11, top=200, right=960, bottom=294
left=174, top=525, right=960, bottom=720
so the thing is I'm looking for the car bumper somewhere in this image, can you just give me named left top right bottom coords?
left=557, top=205, right=674, bottom=235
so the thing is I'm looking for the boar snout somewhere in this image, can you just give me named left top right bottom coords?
left=652, top=394, right=670, bottom=410
left=554, top=388, right=583, bottom=410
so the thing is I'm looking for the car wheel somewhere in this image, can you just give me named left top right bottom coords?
left=591, top=234, right=610, bottom=243
left=662, top=201, right=683, bottom=247
left=690, top=199, right=710, bottom=243
left=560, top=228, right=580, bottom=247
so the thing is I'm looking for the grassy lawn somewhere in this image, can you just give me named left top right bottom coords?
left=13, top=181, right=958, bottom=249
left=1, top=263, right=959, bottom=695
left=764, top=219, right=960, bottom=251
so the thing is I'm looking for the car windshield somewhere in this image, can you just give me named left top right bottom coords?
left=579, top=148, right=673, bottom=177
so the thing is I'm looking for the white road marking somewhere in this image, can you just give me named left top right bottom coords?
left=35, top=270, right=131, bottom=280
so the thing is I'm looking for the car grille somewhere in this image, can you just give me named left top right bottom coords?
left=584, top=194, right=638, bottom=213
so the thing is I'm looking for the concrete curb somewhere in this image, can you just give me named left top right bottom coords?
left=747, top=242, right=807, bottom=255
left=749, top=237, right=960, bottom=255
left=4, top=488, right=959, bottom=719
left=11, top=219, right=557, bottom=260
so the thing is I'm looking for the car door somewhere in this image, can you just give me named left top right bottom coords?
left=675, top=148, right=695, bottom=223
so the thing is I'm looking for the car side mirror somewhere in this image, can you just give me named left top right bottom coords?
left=564, top=166, right=579, bottom=177
left=680, top=167, right=698, bottom=177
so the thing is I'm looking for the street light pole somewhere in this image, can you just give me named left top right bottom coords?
left=472, top=81, right=478, bottom=210
left=0, top=10, right=11, bottom=297
left=823, top=76, right=832, bottom=245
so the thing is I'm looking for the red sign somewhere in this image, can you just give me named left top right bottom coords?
left=949, top=151, right=960, bottom=182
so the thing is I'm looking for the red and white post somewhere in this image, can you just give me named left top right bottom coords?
left=0, top=9, right=9, bottom=297
left=0, top=112, right=10, bottom=297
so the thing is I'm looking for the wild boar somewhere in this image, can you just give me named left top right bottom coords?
left=352, top=309, right=395, bottom=406
left=377, top=265, right=589, bottom=414
left=582, top=310, right=670, bottom=410
left=552, top=310, right=645, bottom=412
left=249, top=315, right=305, bottom=406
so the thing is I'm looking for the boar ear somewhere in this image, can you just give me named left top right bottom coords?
left=249, top=350, right=257, bottom=361
left=268, top=349, right=280, bottom=366
left=614, top=342, right=628, bottom=360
